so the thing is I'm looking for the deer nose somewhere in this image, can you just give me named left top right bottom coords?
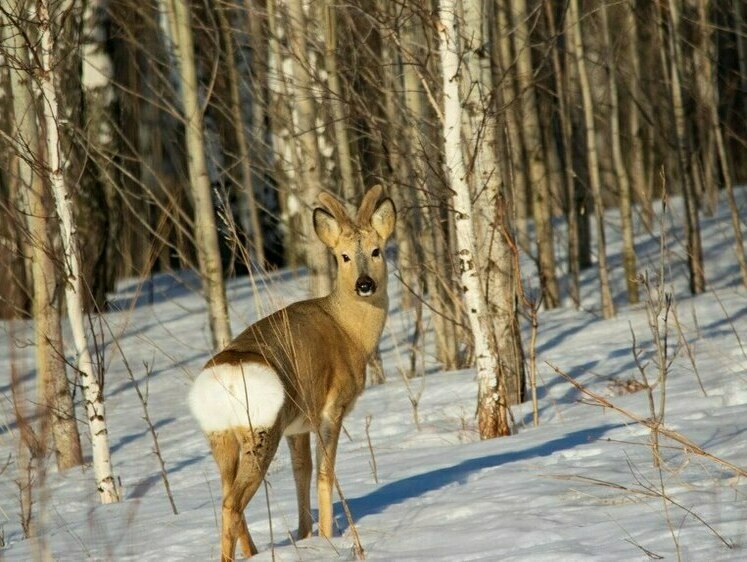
left=355, top=275, right=376, bottom=296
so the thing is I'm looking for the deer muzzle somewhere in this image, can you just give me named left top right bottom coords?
left=355, top=275, right=376, bottom=297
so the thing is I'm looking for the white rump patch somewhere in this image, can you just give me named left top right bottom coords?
left=188, top=363, right=285, bottom=433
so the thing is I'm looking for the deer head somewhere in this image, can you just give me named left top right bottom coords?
left=313, top=185, right=396, bottom=299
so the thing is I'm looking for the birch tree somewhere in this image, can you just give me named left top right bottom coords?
left=438, top=0, right=510, bottom=438
left=400, top=9, right=460, bottom=370
left=462, top=0, right=525, bottom=405
left=693, top=0, right=747, bottom=286
left=495, top=0, right=529, bottom=249
left=35, top=0, right=119, bottom=503
left=4, top=0, right=83, bottom=471
left=78, top=0, right=120, bottom=308
left=508, top=0, right=559, bottom=309
left=600, top=1, right=638, bottom=305
left=163, top=0, right=232, bottom=348
left=568, top=0, right=615, bottom=319
left=660, top=0, right=705, bottom=294
left=543, top=1, right=582, bottom=306
left=621, top=0, right=653, bottom=229
left=286, top=0, right=331, bottom=297
left=323, top=0, right=357, bottom=202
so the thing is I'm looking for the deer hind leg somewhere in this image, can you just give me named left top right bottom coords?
left=220, top=424, right=282, bottom=562
left=208, top=431, right=256, bottom=558
left=286, top=433, right=313, bottom=539
left=316, top=412, right=343, bottom=538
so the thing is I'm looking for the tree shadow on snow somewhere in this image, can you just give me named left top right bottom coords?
left=110, top=416, right=176, bottom=455
left=128, top=452, right=205, bottom=500
left=333, top=422, right=620, bottom=532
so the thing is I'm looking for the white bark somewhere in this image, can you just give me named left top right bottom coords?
left=36, top=0, right=119, bottom=503
left=5, top=5, right=83, bottom=470
left=437, top=0, right=509, bottom=438
left=462, top=0, right=525, bottom=406
left=287, top=0, right=330, bottom=297
left=323, top=0, right=356, bottom=202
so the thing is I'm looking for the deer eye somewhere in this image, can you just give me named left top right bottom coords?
left=341, top=254, right=351, bottom=263
left=372, top=248, right=381, bottom=258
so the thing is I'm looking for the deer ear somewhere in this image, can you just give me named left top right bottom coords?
left=370, top=197, right=396, bottom=241
left=313, top=207, right=341, bottom=247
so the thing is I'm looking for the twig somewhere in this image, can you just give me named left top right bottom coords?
left=670, top=303, right=706, bottom=396
left=626, top=459, right=732, bottom=549
left=333, top=476, right=365, bottom=560
left=364, top=416, right=379, bottom=484
left=263, top=479, right=275, bottom=562
left=139, top=361, right=178, bottom=514
left=547, top=363, right=747, bottom=479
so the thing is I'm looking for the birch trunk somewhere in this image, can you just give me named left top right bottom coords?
left=323, top=0, right=356, bottom=202
left=246, top=0, right=273, bottom=256
left=165, top=0, right=232, bottom=347
left=36, top=0, right=119, bottom=502
left=438, top=0, right=510, bottom=438
left=622, top=0, right=653, bottom=230
left=380, top=6, right=418, bottom=311
left=600, top=1, right=639, bottom=305
left=693, top=0, right=717, bottom=215
left=463, top=0, right=525, bottom=405
left=509, top=0, right=559, bottom=309
left=543, top=0, right=580, bottom=306
left=266, top=0, right=298, bottom=267
left=735, top=0, right=747, bottom=113
left=6, top=20, right=83, bottom=471
left=662, top=0, right=705, bottom=294
left=695, top=2, right=747, bottom=286
left=495, top=0, right=529, bottom=250
left=401, top=10, right=460, bottom=369
left=568, top=0, right=616, bottom=319
left=79, top=0, right=120, bottom=309
left=287, top=0, right=331, bottom=297
left=720, top=127, right=747, bottom=287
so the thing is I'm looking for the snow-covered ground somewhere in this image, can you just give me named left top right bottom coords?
left=1, top=192, right=746, bottom=561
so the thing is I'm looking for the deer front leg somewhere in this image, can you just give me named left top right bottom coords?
left=316, top=411, right=343, bottom=538
left=287, top=433, right=313, bottom=539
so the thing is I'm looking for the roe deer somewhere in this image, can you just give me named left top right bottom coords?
left=189, top=185, right=396, bottom=561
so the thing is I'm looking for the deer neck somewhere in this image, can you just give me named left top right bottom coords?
left=325, top=289, right=388, bottom=358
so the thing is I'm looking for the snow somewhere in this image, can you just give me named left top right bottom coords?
left=1, top=190, right=746, bottom=561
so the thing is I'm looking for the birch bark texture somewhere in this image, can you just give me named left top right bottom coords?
left=461, top=0, right=525, bottom=405
left=286, top=0, right=331, bottom=297
left=4, top=0, right=83, bottom=471
left=437, top=0, right=510, bottom=439
left=36, top=0, right=119, bottom=503
left=163, top=0, right=232, bottom=349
